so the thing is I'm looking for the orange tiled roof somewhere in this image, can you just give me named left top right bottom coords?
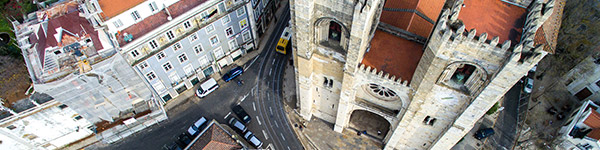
left=189, top=124, right=242, bottom=150
left=380, top=0, right=445, bottom=38
left=588, top=129, right=600, bottom=140
left=533, top=0, right=565, bottom=53
left=584, top=110, right=600, bottom=129
left=458, top=0, right=527, bottom=43
left=116, top=0, right=209, bottom=46
left=361, top=30, right=424, bottom=83
left=98, top=0, right=145, bottom=19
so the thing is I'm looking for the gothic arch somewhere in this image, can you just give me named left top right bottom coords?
left=437, top=61, right=489, bottom=95
left=313, top=17, right=350, bottom=51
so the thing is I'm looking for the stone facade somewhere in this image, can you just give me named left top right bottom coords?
left=291, top=0, right=556, bottom=149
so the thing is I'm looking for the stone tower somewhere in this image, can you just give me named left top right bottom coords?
left=291, top=0, right=556, bottom=149
left=290, top=0, right=384, bottom=122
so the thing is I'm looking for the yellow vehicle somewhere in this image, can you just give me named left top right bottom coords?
left=276, top=27, right=292, bottom=54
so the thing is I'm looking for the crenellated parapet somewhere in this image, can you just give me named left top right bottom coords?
left=431, top=0, right=552, bottom=64
left=356, top=63, right=409, bottom=86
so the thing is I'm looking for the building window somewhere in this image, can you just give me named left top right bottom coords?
left=6, top=125, right=16, bottom=130
left=113, top=19, right=123, bottom=28
left=222, top=15, right=231, bottom=24
left=423, top=116, right=436, bottom=126
left=131, top=11, right=141, bottom=20
left=242, top=30, right=251, bottom=42
left=163, top=62, right=173, bottom=72
left=229, top=39, right=238, bottom=50
left=173, top=42, right=182, bottom=51
left=206, top=24, right=215, bottom=33
left=225, top=27, right=234, bottom=37
left=210, top=35, right=220, bottom=46
left=149, top=2, right=158, bottom=12
left=178, top=53, right=188, bottom=63
left=184, top=21, right=192, bottom=29
left=236, top=8, right=245, bottom=17
left=146, top=72, right=156, bottom=80
left=194, top=44, right=203, bottom=54
left=438, top=63, right=487, bottom=95
left=138, top=61, right=148, bottom=69
left=239, top=19, right=248, bottom=29
left=166, top=31, right=175, bottom=40
left=368, top=83, right=396, bottom=97
left=156, top=51, right=166, bottom=60
left=58, top=104, right=68, bottom=109
left=596, top=80, right=600, bottom=88
left=130, top=50, right=140, bottom=58
left=328, top=21, right=342, bottom=42
left=323, top=77, right=333, bottom=88
left=214, top=47, right=224, bottom=59
left=149, top=40, right=158, bottom=49
left=189, top=33, right=199, bottom=43
left=153, top=82, right=166, bottom=93
left=199, top=56, right=210, bottom=68
left=575, top=87, right=593, bottom=101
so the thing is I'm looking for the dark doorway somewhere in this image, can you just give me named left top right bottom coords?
left=349, top=110, right=390, bottom=141
left=328, top=21, right=342, bottom=42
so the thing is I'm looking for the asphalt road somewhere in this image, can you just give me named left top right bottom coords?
left=97, top=5, right=301, bottom=150
left=486, top=82, right=522, bottom=149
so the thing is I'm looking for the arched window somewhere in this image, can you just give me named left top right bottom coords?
left=438, top=63, right=487, bottom=95
left=328, top=21, right=342, bottom=42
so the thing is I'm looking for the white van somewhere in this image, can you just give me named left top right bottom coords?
left=196, top=78, right=218, bottom=98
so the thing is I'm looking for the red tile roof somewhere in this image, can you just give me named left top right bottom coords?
left=98, top=0, right=145, bottom=19
left=361, top=30, right=424, bottom=82
left=380, top=0, right=445, bottom=38
left=189, top=124, right=242, bottom=150
left=116, top=0, right=209, bottom=46
left=533, top=0, right=565, bottom=53
left=458, top=0, right=527, bottom=43
left=588, top=129, right=600, bottom=140
left=33, top=11, right=104, bottom=67
left=584, top=111, right=600, bottom=129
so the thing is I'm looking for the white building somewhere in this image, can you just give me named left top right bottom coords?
left=558, top=100, right=600, bottom=150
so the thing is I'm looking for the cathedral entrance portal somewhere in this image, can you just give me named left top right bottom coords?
left=348, top=110, right=390, bottom=140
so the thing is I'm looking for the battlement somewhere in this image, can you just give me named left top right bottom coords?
left=357, top=63, right=409, bottom=86
left=431, top=0, right=552, bottom=61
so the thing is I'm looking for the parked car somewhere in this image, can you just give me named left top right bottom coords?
left=187, top=117, right=207, bottom=137
left=229, top=117, right=247, bottom=133
left=523, top=77, right=533, bottom=93
left=222, top=66, right=243, bottom=82
left=474, top=128, right=495, bottom=140
left=175, top=133, right=192, bottom=148
left=196, top=78, right=218, bottom=98
left=162, top=141, right=183, bottom=150
left=232, top=105, right=251, bottom=124
left=244, top=131, right=263, bottom=148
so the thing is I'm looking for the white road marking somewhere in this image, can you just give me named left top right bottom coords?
left=269, top=106, right=273, bottom=115
left=280, top=133, right=286, bottom=141
left=253, top=102, right=256, bottom=111
left=274, top=121, right=279, bottom=128
left=256, top=116, right=261, bottom=125
left=287, top=146, right=291, bottom=150
left=239, top=93, right=249, bottom=103
left=224, top=112, right=231, bottom=119
left=272, top=59, right=275, bottom=65
left=269, top=68, right=272, bottom=76
left=244, top=56, right=260, bottom=71
left=263, top=130, right=269, bottom=140
left=267, top=143, right=274, bottom=150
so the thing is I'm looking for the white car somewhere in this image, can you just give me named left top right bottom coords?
left=244, top=131, right=263, bottom=148
left=523, top=78, right=533, bottom=93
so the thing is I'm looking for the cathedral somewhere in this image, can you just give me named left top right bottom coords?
left=290, top=0, right=559, bottom=149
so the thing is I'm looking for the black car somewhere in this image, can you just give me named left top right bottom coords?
left=175, top=133, right=192, bottom=148
left=232, top=105, right=251, bottom=124
left=162, top=141, right=183, bottom=150
left=474, top=128, right=494, bottom=140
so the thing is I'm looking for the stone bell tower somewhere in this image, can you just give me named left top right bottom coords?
left=290, top=0, right=384, bottom=122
